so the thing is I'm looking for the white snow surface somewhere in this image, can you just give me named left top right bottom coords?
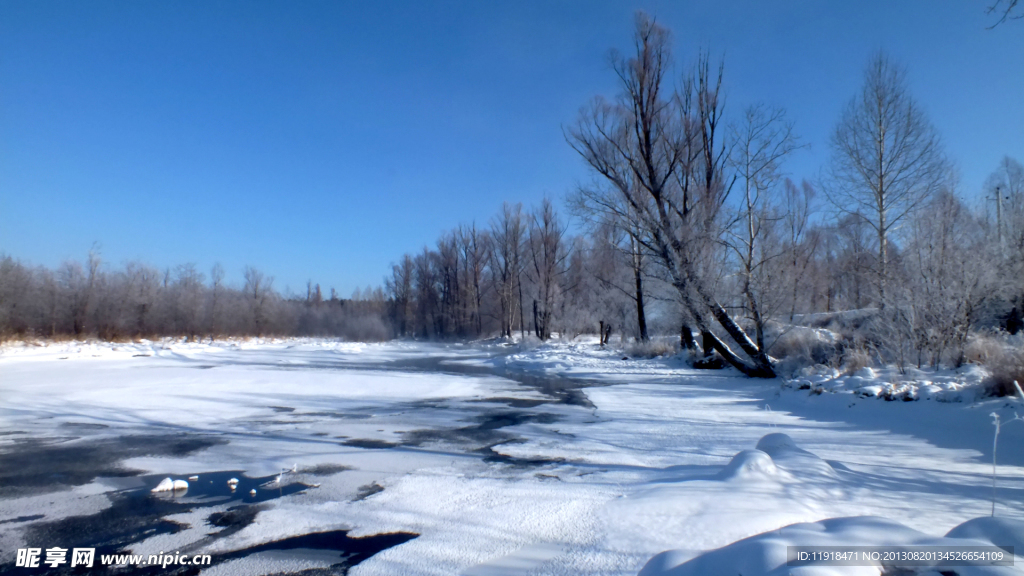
left=640, top=515, right=1024, bottom=576
left=0, top=337, right=1022, bottom=575
left=782, top=363, right=993, bottom=403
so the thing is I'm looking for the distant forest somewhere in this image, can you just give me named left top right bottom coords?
left=2, top=14, right=1023, bottom=380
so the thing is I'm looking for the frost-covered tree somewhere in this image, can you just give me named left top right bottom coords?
left=526, top=199, right=569, bottom=341
left=489, top=203, right=527, bottom=338
left=824, top=51, right=948, bottom=308
left=567, top=12, right=775, bottom=376
left=570, top=181, right=653, bottom=342
left=726, top=104, right=801, bottom=351
left=243, top=266, right=273, bottom=336
left=896, top=189, right=997, bottom=368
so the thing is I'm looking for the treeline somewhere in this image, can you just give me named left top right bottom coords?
left=383, top=14, right=1024, bottom=377
left=381, top=161, right=1022, bottom=365
left=386, top=199, right=610, bottom=342
left=0, top=257, right=389, bottom=341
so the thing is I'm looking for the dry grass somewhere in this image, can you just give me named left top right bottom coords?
left=624, top=339, right=679, bottom=358
left=840, top=348, right=873, bottom=375
left=982, top=345, right=1024, bottom=398
left=770, top=326, right=842, bottom=365
left=959, top=333, right=1024, bottom=398
left=964, top=334, right=1005, bottom=365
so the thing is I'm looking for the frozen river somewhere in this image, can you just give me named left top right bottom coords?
left=1, top=340, right=1022, bottom=575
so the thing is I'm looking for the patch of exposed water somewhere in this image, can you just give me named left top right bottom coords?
left=0, top=468, right=414, bottom=576
left=0, top=348, right=598, bottom=574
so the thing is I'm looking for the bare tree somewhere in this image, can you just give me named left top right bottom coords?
left=435, top=232, right=461, bottom=336
left=385, top=255, right=414, bottom=336
left=0, top=256, right=33, bottom=336
left=412, top=248, right=440, bottom=337
left=985, top=156, right=1024, bottom=253
left=457, top=224, right=490, bottom=336
left=173, top=264, right=205, bottom=341
left=570, top=213, right=652, bottom=341
left=207, top=263, right=225, bottom=337
left=0, top=252, right=396, bottom=342
left=824, top=51, right=948, bottom=308
left=567, top=13, right=775, bottom=376
left=781, top=179, right=818, bottom=320
left=62, top=252, right=98, bottom=336
left=726, top=104, right=801, bottom=351
left=983, top=156, right=1024, bottom=330
left=570, top=182, right=652, bottom=342
left=526, top=198, right=569, bottom=340
left=489, top=202, right=526, bottom=338
left=243, top=266, right=273, bottom=336
left=901, top=189, right=995, bottom=368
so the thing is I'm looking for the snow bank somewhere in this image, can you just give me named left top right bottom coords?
left=638, top=433, right=1023, bottom=576
left=755, top=433, right=838, bottom=478
left=716, top=449, right=783, bottom=481
left=947, top=516, right=1024, bottom=553
left=640, top=515, right=1020, bottom=576
left=784, top=364, right=991, bottom=403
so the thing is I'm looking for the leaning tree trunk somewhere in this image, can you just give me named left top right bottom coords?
left=668, top=272, right=776, bottom=377
left=659, top=233, right=776, bottom=378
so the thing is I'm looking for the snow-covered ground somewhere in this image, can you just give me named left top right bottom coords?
left=0, top=338, right=1022, bottom=575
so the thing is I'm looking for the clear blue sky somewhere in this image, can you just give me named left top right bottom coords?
left=1, top=1, right=1021, bottom=296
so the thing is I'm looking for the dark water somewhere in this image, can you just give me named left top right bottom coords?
left=1, top=470, right=411, bottom=576
left=0, top=435, right=226, bottom=499
left=214, top=530, right=418, bottom=570
left=354, top=354, right=600, bottom=408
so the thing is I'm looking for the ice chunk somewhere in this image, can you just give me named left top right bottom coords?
left=151, top=478, right=188, bottom=493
